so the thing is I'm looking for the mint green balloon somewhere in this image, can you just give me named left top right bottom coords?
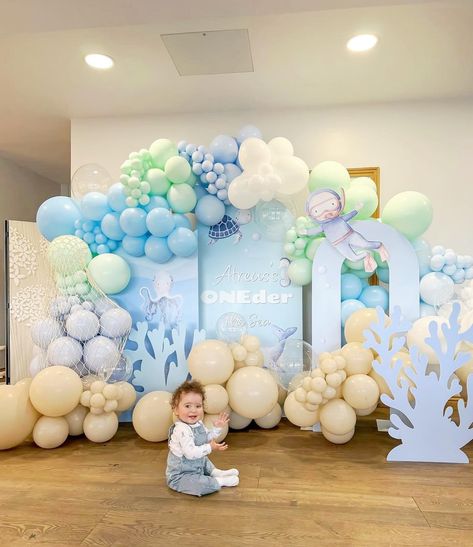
left=165, top=156, right=191, bottom=184
left=48, top=235, right=92, bottom=275
left=309, top=161, right=350, bottom=192
left=305, top=237, right=324, bottom=260
left=149, top=139, right=178, bottom=170
left=167, top=184, right=197, bottom=214
left=146, top=168, right=171, bottom=196
left=351, top=176, right=377, bottom=193
left=185, top=172, right=198, bottom=187
left=350, top=268, right=375, bottom=279
left=344, top=258, right=365, bottom=271
left=288, top=258, right=312, bottom=286
left=344, top=185, right=378, bottom=220
left=381, top=191, right=433, bottom=240
left=87, top=254, right=131, bottom=295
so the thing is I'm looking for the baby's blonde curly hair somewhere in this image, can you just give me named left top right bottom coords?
left=171, top=380, right=206, bottom=409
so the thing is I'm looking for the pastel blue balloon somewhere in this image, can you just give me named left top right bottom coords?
left=101, top=212, right=126, bottom=241
left=36, top=196, right=82, bottom=241
left=465, top=267, right=473, bottom=280
left=237, top=125, right=262, bottom=145
left=95, top=233, right=107, bottom=244
left=144, top=195, right=170, bottom=212
left=97, top=243, right=110, bottom=254
left=341, top=299, right=366, bottom=327
left=209, top=135, right=239, bottom=164
left=82, top=220, right=95, bottom=232
left=223, top=163, right=242, bottom=183
left=452, top=269, right=466, bottom=284
left=340, top=273, right=363, bottom=301
left=444, top=250, right=457, bottom=265
left=430, top=254, right=445, bottom=271
left=195, top=195, right=225, bottom=226
left=173, top=214, right=191, bottom=229
left=167, top=227, right=197, bottom=257
left=107, top=183, right=127, bottom=212
left=419, top=302, right=436, bottom=317
left=431, top=245, right=445, bottom=255
left=107, top=240, right=118, bottom=251
left=377, top=266, right=390, bottom=283
left=122, top=235, right=146, bottom=257
left=442, top=264, right=456, bottom=276
left=81, top=192, right=111, bottom=221
left=146, top=207, right=176, bottom=237
left=83, top=232, right=95, bottom=244
left=119, top=207, right=148, bottom=237
left=145, top=236, right=173, bottom=263
left=360, top=285, right=389, bottom=312
left=360, top=279, right=369, bottom=289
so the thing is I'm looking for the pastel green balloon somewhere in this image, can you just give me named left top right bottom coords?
left=344, top=258, right=365, bottom=271
left=348, top=267, right=375, bottom=279
left=48, top=235, right=92, bottom=275
left=87, top=254, right=131, bottom=295
left=381, top=191, right=433, bottom=240
left=185, top=172, right=198, bottom=187
left=288, top=258, right=312, bottom=286
left=341, top=262, right=349, bottom=274
left=351, top=176, right=377, bottom=193
left=309, top=161, right=350, bottom=192
left=305, top=237, right=324, bottom=260
left=149, top=139, right=178, bottom=170
left=344, top=185, right=378, bottom=220
left=146, top=168, right=171, bottom=196
left=167, top=184, right=197, bottom=214
left=164, top=156, right=191, bottom=184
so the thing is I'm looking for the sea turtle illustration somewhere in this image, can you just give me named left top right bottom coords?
left=208, top=209, right=252, bottom=245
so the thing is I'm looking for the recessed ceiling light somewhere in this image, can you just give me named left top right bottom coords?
left=84, top=53, right=114, bottom=70
left=347, top=34, right=378, bottom=52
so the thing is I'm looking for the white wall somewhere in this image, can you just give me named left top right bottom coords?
left=72, top=98, right=473, bottom=252
left=0, top=157, right=61, bottom=366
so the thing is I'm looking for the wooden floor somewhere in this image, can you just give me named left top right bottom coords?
left=1, top=410, right=473, bottom=546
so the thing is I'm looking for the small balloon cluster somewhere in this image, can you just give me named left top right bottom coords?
left=229, top=334, right=265, bottom=369
left=80, top=379, right=135, bottom=416
left=74, top=218, right=118, bottom=255
left=429, top=245, right=473, bottom=284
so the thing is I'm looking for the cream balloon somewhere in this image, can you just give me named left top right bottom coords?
left=0, top=378, right=40, bottom=450
left=203, top=414, right=229, bottom=442
left=83, top=411, right=119, bottom=443
left=203, top=384, right=229, bottom=414
left=229, top=410, right=252, bottom=430
left=322, top=427, right=355, bottom=444
left=341, top=343, right=374, bottom=376
left=407, top=316, right=448, bottom=365
left=241, top=334, right=260, bottom=352
left=319, top=399, right=356, bottom=435
left=255, top=404, right=282, bottom=429
left=103, top=384, right=120, bottom=400
left=226, top=366, right=278, bottom=419
left=284, top=391, right=319, bottom=427
left=64, top=404, right=88, bottom=435
left=355, top=403, right=378, bottom=416
left=342, top=374, right=380, bottom=410
left=33, top=416, right=69, bottom=449
left=344, top=308, right=382, bottom=344
left=29, top=366, right=83, bottom=417
left=116, top=381, right=137, bottom=411
left=188, top=340, right=235, bottom=385
left=132, top=391, right=173, bottom=442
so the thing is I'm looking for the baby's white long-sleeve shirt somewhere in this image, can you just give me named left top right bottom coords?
left=168, top=421, right=221, bottom=460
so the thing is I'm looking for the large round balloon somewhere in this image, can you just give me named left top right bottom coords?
left=167, top=227, right=197, bottom=257
left=83, top=336, right=120, bottom=375
left=149, top=139, right=178, bottom=169
left=226, top=366, right=278, bottom=419
left=87, top=254, right=131, bottom=294
left=83, top=411, right=119, bottom=443
left=29, top=366, right=83, bottom=417
left=72, top=163, right=112, bottom=200
left=344, top=307, right=380, bottom=344
left=47, top=235, right=92, bottom=275
left=254, top=404, right=282, bottom=429
left=167, top=184, right=197, bottom=214
left=283, top=391, right=319, bottom=427
left=64, top=404, right=88, bottom=436
left=203, top=384, right=229, bottom=414
left=419, top=272, right=454, bottom=307
left=288, top=258, right=312, bottom=286
left=319, top=398, right=356, bottom=435
left=164, top=156, right=191, bottom=184
left=195, top=195, right=225, bottom=226
left=381, top=191, right=433, bottom=240
left=33, top=416, right=69, bottom=449
left=132, top=391, right=173, bottom=442
left=308, top=161, right=350, bottom=192
left=36, top=196, right=82, bottom=241
left=31, top=318, right=63, bottom=349
left=100, top=308, right=132, bottom=338
left=188, top=340, right=234, bottom=385
left=342, top=374, right=380, bottom=410
left=209, top=134, right=239, bottom=164
left=344, top=184, right=378, bottom=220
left=47, top=336, right=83, bottom=367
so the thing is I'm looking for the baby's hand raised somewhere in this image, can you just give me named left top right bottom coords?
left=214, top=412, right=229, bottom=428
left=210, top=439, right=228, bottom=451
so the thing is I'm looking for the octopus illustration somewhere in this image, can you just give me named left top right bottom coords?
left=140, top=271, right=183, bottom=328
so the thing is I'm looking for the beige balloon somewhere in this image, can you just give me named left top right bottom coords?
left=342, top=374, right=380, bottom=410
left=245, top=350, right=264, bottom=367
left=341, top=342, right=374, bottom=376
left=0, top=378, right=40, bottom=450
left=81, top=374, right=101, bottom=390
left=234, top=360, right=247, bottom=370
left=116, top=381, right=137, bottom=412
left=33, top=416, right=69, bottom=449
left=277, top=384, right=288, bottom=406
left=241, top=334, right=260, bottom=352
left=226, top=366, right=278, bottom=419
left=64, top=404, right=88, bottom=436
left=103, top=384, right=120, bottom=400
left=255, top=404, right=282, bottom=429
left=83, top=411, right=119, bottom=443
left=29, top=366, right=83, bottom=417
left=322, top=427, right=355, bottom=444
left=203, top=414, right=229, bottom=442
left=132, top=391, right=173, bottom=442
left=284, top=391, right=319, bottom=427
left=188, top=340, right=235, bottom=385
left=231, top=344, right=247, bottom=362
left=229, top=410, right=252, bottom=430
left=319, top=398, right=356, bottom=435
left=203, top=384, right=229, bottom=414
left=355, top=402, right=378, bottom=416
left=407, top=316, right=448, bottom=365
left=344, top=307, right=383, bottom=344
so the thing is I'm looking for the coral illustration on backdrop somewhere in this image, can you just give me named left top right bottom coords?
left=126, top=320, right=206, bottom=394
left=364, top=304, right=473, bottom=463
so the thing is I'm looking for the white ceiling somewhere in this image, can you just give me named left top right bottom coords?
left=0, top=0, right=472, bottom=184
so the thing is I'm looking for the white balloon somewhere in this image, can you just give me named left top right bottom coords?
left=228, top=175, right=259, bottom=209
left=238, top=138, right=271, bottom=171
left=275, top=156, right=309, bottom=196
left=268, top=137, right=294, bottom=157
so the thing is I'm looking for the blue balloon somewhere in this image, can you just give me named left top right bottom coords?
left=101, top=212, right=126, bottom=241
left=236, top=125, right=262, bottom=145
left=81, top=192, right=111, bottom=221
left=173, top=214, right=192, bottom=229
left=107, top=240, right=118, bottom=251
left=195, top=195, right=225, bottom=226
left=83, top=232, right=95, bottom=244
left=96, top=243, right=110, bottom=254
left=209, top=135, right=239, bottom=164
left=360, top=285, right=389, bottom=312
left=146, top=207, right=176, bottom=237
left=119, top=208, right=148, bottom=237
left=145, top=236, right=173, bottom=263
left=36, top=196, right=82, bottom=241
left=144, top=195, right=170, bottom=212
left=122, top=235, right=146, bottom=257
left=107, top=183, right=127, bottom=212
left=340, top=273, right=363, bottom=301
left=223, top=163, right=242, bottom=183
left=167, top=227, right=197, bottom=257
left=341, top=299, right=366, bottom=327
left=377, top=266, right=390, bottom=283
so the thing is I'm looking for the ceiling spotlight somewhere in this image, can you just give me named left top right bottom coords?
left=347, top=34, right=378, bottom=52
left=84, top=53, right=114, bottom=69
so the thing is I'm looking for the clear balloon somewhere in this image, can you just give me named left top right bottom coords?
left=274, top=339, right=315, bottom=389
left=254, top=200, right=295, bottom=242
left=215, top=312, right=248, bottom=343
left=71, top=163, right=112, bottom=201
